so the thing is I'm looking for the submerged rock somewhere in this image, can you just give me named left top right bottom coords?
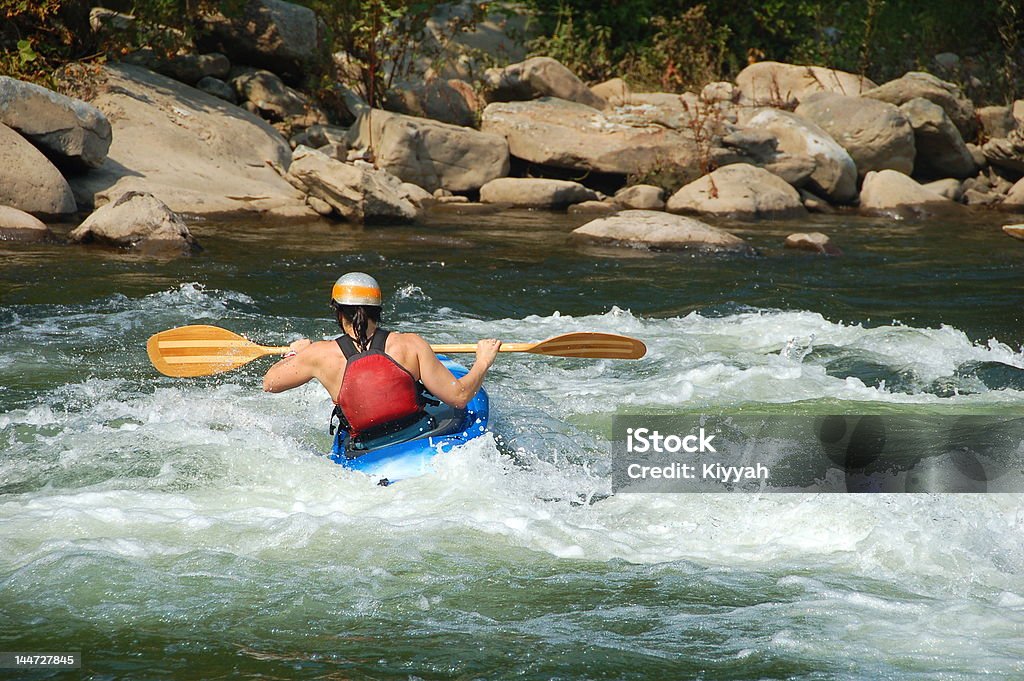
left=68, top=191, right=199, bottom=253
left=0, top=123, right=76, bottom=218
left=784, top=232, right=841, bottom=255
left=572, top=210, right=753, bottom=253
left=479, top=178, right=599, bottom=208
left=0, top=205, right=55, bottom=242
left=667, top=164, right=806, bottom=219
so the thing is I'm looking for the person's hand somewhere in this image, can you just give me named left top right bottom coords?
left=474, top=338, right=501, bottom=369
left=288, top=338, right=312, bottom=354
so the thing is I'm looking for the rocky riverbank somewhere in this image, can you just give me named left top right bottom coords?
left=2, top=0, right=1023, bottom=255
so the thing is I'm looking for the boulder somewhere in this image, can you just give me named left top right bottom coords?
left=284, top=146, right=418, bottom=222
left=0, top=205, right=55, bottom=242
left=479, top=177, right=598, bottom=208
left=572, top=210, right=753, bottom=254
left=796, top=92, right=915, bottom=178
left=0, top=76, right=111, bottom=169
left=859, top=169, right=962, bottom=218
left=735, top=61, right=875, bottom=108
left=481, top=98, right=701, bottom=178
left=484, top=57, right=605, bottom=108
left=667, top=164, right=806, bottom=219
left=347, top=108, right=508, bottom=192
left=67, top=64, right=311, bottom=219
left=1002, top=224, right=1024, bottom=240
left=415, top=1, right=533, bottom=81
left=898, top=97, right=974, bottom=179
left=922, top=178, right=963, bottom=201
left=743, top=108, right=857, bottom=203
left=68, top=191, right=199, bottom=253
left=977, top=105, right=1015, bottom=140
left=0, top=123, right=76, bottom=217
left=784, top=232, right=841, bottom=255
left=862, top=71, right=976, bottom=141
left=614, top=184, right=665, bottom=210
left=195, top=76, right=236, bottom=103
left=198, top=0, right=320, bottom=83
left=232, top=69, right=325, bottom=126
left=383, top=78, right=478, bottom=128
left=982, top=135, right=1024, bottom=175
left=591, top=78, right=631, bottom=106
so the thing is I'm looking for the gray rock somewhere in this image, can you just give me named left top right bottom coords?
left=614, top=184, right=665, bottom=210
left=126, top=51, right=231, bottom=85
left=67, top=64, right=311, bottom=219
left=231, top=69, right=325, bottom=126
left=922, top=178, right=963, bottom=201
left=0, top=76, right=111, bottom=169
left=859, top=169, right=962, bottom=218
left=198, top=0, right=320, bottom=83
left=285, top=147, right=418, bottom=223
left=863, top=71, right=977, bottom=141
left=744, top=108, right=857, bottom=202
left=784, top=232, right=841, bottom=255
left=347, top=108, right=509, bottom=193
left=484, top=57, right=605, bottom=108
left=305, top=124, right=348, bottom=148
left=479, top=177, right=598, bottom=208
left=977, top=105, right=1015, bottom=140
left=384, top=79, right=479, bottom=128
left=482, top=98, right=700, bottom=178
left=0, top=122, right=76, bottom=217
left=735, top=61, right=875, bottom=108
left=572, top=209, right=753, bottom=253
left=667, top=164, right=806, bottom=219
left=966, top=142, right=987, bottom=169
left=0, top=205, right=55, bottom=242
left=796, top=92, right=915, bottom=178
left=899, top=97, right=975, bottom=179
left=195, top=76, right=236, bottom=103
left=68, top=191, right=199, bottom=253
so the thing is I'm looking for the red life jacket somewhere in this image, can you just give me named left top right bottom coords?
left=335, top=329, right=423, bottom=436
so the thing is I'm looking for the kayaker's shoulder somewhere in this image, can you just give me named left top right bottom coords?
left=387, top=330, right=428, bottom=346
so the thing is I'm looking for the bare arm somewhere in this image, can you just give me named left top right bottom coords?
left=262, top=339, right=316, bottom=393
left=414, top=335, right=500, bottom=408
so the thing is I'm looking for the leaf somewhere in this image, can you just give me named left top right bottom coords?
left=17, top=39, right=37, bottom=65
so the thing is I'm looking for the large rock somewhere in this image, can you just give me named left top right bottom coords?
left=68, top=191, right=199, bottom=253
left=744, top=108, right=857, bottom=203
left=198, top=0, right=320, bottom=83
left=667, top=164, right=806, bottom=219
left=0, top=76, right=111, bottom=169
left=383, top=79, right=478, bottom=128
left=124, top=50, right=230, bottom=86
left=67, top=64, right=311, bottom=219
left=898, top=97, right=975, bottom=179
left=479, top=178, right=598, bottom=208
left=572, top=210, right=753, bottom=253
left=347, top=109, right=508, bottom=193
left=0, top=123, right=76, bottom=217
left=735, top=61, right=875, bottom=108
left=859, top=169, right=962, bottom=218
left=284, top=147, right=418, bottom=223
left=796, top=92, right=915, bottom=178
left=482, top=98, right=701, bottom=178
left=863, top=72, right=976, bottom=141
left=484, top=57, right=604, bottom=108
left=0, top=205, right=55, bottom=242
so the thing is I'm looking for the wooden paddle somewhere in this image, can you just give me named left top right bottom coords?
left=147, top=325, right=646, bottom=378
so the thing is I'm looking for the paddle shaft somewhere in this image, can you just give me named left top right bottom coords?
left=259, top=342, right=534, bottom=355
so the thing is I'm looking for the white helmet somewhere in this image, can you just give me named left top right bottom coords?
left=331, top=272, right=382, bottom=306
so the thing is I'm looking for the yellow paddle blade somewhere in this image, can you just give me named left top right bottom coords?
left=147, top=325, right=290, bottom=377
left=526, top=332, right=646, bottom=359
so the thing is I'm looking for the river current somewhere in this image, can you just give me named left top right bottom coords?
left=2, top=210, right=1023, bottom=679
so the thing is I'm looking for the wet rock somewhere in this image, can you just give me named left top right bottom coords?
left=572, top=209, right=753, bottom=253
left=0, top=123, right=76, bottom=218
left=0, top=205, right=55, bottom=242
left=614, top=184, right=665, bottom=210
left=744, top=108, right=857, bottom=203
left=347, top=108, right=508, bottom=193
left=67, top=64, right=310, bottom=219
left=899, top=97, right=975, bottom=179
left=859, top=169, right=962, bottom=218
left=0, top=76, right=111, bottom=169
left=285, top=147, right=418, bottom=223
left=667, top=164, right=806, bottom=219
left=796, top=92, right=915, bottom=178
left=484, top=57, right=605, bottom=108
left=482, top=98, right=700, bottom=177
left=195, top=76, right=236, bottom=103
left=384, top=78, right=479, bottom=128
left=784, top=231, right=841, bottom=255
left=568, top=200, right=618, bottom=215
left=863, top=71, right=977, bottom=141
left=735, top=61, right=875, bottom=108
left=480, top=177, right=599, bottom=208
left=799, top=189, right=834, bottom=213
left=68, top=191, right=199, bottom=253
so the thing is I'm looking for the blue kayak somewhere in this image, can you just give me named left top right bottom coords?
left=328, top=356, right=489, bottom=484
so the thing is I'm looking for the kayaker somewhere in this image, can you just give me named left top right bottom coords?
left=262, top=272, right=501, bottom=438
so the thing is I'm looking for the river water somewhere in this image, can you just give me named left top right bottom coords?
left=2, top=210, right=1023, bottom=679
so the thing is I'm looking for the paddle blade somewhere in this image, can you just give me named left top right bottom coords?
left=147, top=325, right=281, bottom=377
left=528, top=332, right=647, bottom=359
